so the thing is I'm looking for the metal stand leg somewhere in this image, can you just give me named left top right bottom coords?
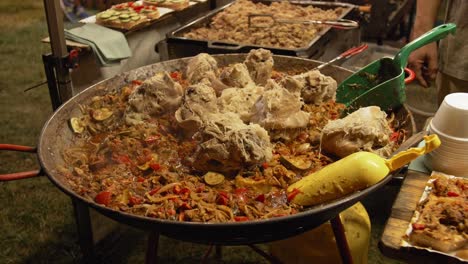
left=330, top=216, right=353, bottom=264
left=72, top=199, right=98, bottom=264
left=215, top=245, right=222, bottom=261
left=145, top=231, right=160, bottom=264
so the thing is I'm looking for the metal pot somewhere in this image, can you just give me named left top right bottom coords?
left=0, top=54, right=416, bottom=245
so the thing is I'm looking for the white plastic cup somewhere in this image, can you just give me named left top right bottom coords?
left=424, top=153, right=468, bottom=177
left=430, top=93, right=468, bottom=139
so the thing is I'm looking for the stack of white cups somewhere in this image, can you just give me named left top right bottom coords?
left=423, top=93, right=468, bottom=177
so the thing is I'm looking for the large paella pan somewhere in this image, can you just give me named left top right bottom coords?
left=1, top=52, right=415, bottom=245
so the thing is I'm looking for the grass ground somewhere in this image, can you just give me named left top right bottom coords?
left=0, top=1, right=403, bottom=263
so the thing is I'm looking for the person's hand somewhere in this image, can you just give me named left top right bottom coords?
left=407, top=42, right=438, bottom=87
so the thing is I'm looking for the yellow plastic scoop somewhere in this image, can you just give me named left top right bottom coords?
left=288, top=134, right=441, bottom=206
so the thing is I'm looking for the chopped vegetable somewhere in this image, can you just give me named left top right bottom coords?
left=412, top=223, right=425, bottom=230
left=234, top=216, right=249, bottom=222
left=95, top=191, right=112, bottom=206
left=92, top=108, right=113, bottom=121
left=280, top=155, right=312, bottom=170
left=204, top=172, right=225, bottom=186
left=447, top=191, right=459, bottom=197
left=287, top=188, right=301, bottom=202
left=69, top=117, right=85, bottom=133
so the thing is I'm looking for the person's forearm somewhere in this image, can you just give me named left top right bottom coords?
left=412, top=0, right=442, bottom=37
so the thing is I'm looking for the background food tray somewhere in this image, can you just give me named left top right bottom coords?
left=163, top=0, right=360, bottom=60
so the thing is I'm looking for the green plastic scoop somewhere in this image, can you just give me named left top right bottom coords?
left=336, top=23, right=456, bottom=114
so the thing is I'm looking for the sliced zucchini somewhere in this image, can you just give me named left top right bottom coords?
left=69, top=117, right=85, bottom=133
left=280, top=155, right=312, bottom=170
left=204, top=172, right=225, bottom=186
left=92, top=108, right=113, bottom=121
left=99, top=13, right=111, bottom=19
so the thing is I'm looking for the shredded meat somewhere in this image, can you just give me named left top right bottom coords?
left=183, top=0, right=343, bottom=49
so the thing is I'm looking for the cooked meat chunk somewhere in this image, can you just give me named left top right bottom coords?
left=186, top=53, right=218, bottom=84
left=219, top=63, right=254, bottom=88
left=250, top=80, right=310, bottom=140
left=244, top=48, right=274, bottom=85
left=125, top=72, right=183, bottom=125
left=218, top=86, right=264, bottom=122
left=281, top=70, right=337, bottom=104
left=175, top=83, right=218, bottom=136
left=191, top=112, right=273, bottom=173
left=321, top=106, right=394, bottom=158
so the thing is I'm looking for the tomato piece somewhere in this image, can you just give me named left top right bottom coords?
left=261, top=162, right=269, bottom=169
left=170, top=72, right=179, bottom=79
left=132, top=80, right=142, bottom=85
left=447, top=191, right=459, bottom=197
left=287, top=188, right=301, bottom=202
left=217, top=192, right=229, bottom=205
left=129, top=196, right=143, bottom=206
left=95, top=191, right=112, bottom=206
left=412, top=223, right=426, bottom=230
left=255, top=194, right=265, bottom=203
left=234, top=216, right=249, bottom=222
left=150, top=163, right=161, bottom=171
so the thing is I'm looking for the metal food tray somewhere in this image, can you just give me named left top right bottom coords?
left=164, top=0, right=360, bottom=60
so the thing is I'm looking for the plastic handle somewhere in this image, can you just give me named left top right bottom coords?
left=340, top=43, right=368, bottom=58
left=393, top=23, right=456, bottom=68
left=314, top=44, right=369, bottom=70
left=385, top=134, right=441, bottom=171
left=0, top=144, right=42, bottom=181
left=404, top=67, right=415, bottom=84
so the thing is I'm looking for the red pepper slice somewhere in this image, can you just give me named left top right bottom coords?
left=287, top=188, right=301, bottom=202
left=95, top=191, right=112, bottom=206
left=150, top=163, right=161, bottom=171
left=255, top=194, right=265, bottom=203
left=447, top=191, right=459, bottom=197
left=132, top=80, right=142, bottom=85
left=234, top=216, right=249, bottom=222
left=129, top=196, right=143, bottom=206
left=390, top=131, right=399, bottom=142
left=149, top=187, right=160, bottom=196
left=412, top=223, right=426, bottom=230
left=136, top=176, right=145, bottom=183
